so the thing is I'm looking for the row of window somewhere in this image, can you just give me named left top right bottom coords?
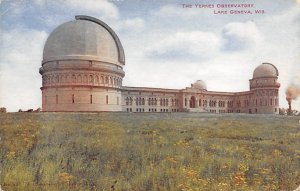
left=125, top=97, right=179, bottom=106
left=255, top=90, right=279, bottom=96
left=126, top=108, right=179, bottom=112
left=210, top=108, right=278, bottom=114
left=254, top=98, right=278, bottom=107
left=185, top=98, right=278, bottom=108
left=185, top=99, right=232, bottom=108
left=45, top=95, right=117, bottom=105
left=43, top=74, right=122, bottom=87
left=252, top=79, right=277, bottom=85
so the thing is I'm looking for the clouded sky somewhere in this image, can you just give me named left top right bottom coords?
left=0, top=0, right=299, bottom=111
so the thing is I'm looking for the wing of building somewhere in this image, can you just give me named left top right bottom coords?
left=39, top=16, right=280, bottom=114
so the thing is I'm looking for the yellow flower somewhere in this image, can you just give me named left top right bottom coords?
left=165, top=156, right=178, bottom=164
left=58, top=172, right=73, bottom=184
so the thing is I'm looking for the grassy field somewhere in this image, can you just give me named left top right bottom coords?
left=0, top=112, right=299, bottom=191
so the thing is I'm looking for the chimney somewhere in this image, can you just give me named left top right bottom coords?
left=287, top=98, right=292, bottom=115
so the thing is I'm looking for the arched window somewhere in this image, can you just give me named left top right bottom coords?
left=96, top=76, right=99, bottom=83
left=130, top=97, right=133, bottom=105
left=89, top=75, right=94, bottom=83
left=101, top=76, right=104, bottom=84
left=190, top=96, right=196, bottom=108
left=78, top=75, right=82, bottom=83
left=72, top=74, right=76, bottom=83
left=265, top=99, right=267, bottom=106
left=270, top=98, right=273, bottom=106
left=138, top=97, right=141, bottom=105
left=260, top=99, right=262, bottom=106
left=65, top=75, right=69, bottom=83
left=105, top=76, right=109, bottom=84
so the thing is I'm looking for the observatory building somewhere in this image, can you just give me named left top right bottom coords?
left=40, top=15, right=280, bottom=114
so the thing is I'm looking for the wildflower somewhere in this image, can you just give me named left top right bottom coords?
left=186, top=169, right=197, bottom=179
left=238, top=163, right=249, bottom=172
left=165, top=156, right=178, bottom=164
left=58, top=172, right=73, bottom=184
left=177, top=183, right=190, bottom=190
left=6, top=151, right=16, bottom=159
left=233, top=172, right=247, bottom=186
left=272, top=149, right=282, bottom=156
left=260, top=168, right=269, bottom=174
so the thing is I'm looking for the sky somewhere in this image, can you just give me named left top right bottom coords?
left=0, top=0, right=299, bottom=112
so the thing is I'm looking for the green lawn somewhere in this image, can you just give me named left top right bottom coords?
left=0, top=112, right=299, bottom=191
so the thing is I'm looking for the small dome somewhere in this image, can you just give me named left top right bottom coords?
left=191, top=80, right=207, bottom=90
left=253, top=63, right=278, bottom=79
left=43, top=15, right=125, bottom=65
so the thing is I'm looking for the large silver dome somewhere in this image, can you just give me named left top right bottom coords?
left=42, top=15, right=125, bottom=65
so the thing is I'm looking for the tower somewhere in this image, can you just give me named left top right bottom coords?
left=39, top=15, right=125, bottom=112
left=249, top=63, right=280, bottom=114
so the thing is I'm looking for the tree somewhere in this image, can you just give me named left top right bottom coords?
left=0, top=107, right=7, bottom=113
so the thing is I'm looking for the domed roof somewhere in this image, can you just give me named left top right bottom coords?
left=42, top=15, right=125, bottom=65
left=253, top=63, right=278, bottom=78
left=191, top=80, right=207, bottom=90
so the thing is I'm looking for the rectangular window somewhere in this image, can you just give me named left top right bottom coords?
left=90, top=95, right=93, bottom=104
left=117, top=97, right=119, bottom=105
left=106, top=95, right=108, bottom=104
left=72, top=94, right=75, bottom=103
left=56, top=95, right=58, bottom=104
